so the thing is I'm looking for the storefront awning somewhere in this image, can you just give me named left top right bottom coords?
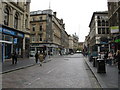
left=0, top=40, right=12, bottom=44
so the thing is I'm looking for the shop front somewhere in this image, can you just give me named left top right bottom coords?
left=114, top=35, right=120, bottom=51
left=1, top=26, right=24, bottom=62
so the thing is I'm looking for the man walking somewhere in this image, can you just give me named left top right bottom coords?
left=35, top=52, right=38, bottom=63
left=14, top=52, right=18, bottom=64
left=11, top=52, right=15, bottom=64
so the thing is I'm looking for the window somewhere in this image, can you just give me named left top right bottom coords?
left=39, top=34, right=42, bottom=41
left=32, top=25, right=35, bottom=31
left=40, top=17, right=42, bottom=21
left=40, top=25, right=42, bottom=31
left=33, top=17, right=35, bottom=21
left=98, top=20, right=101, bottom=26
left=4, top=8, right=9, bottom=26
left=97, top=16, right=100, bottom=19
left=102, top=20, right=105, bottom=26
left=106, top=28, right=109, bottom=34
left=25, top=19, right=27, bottom=28
left=98, top=28, right=101, bottom=34
left=14, top=13, right=19, bottom=29
left=32, top=36, right=35, bottom=41
left=102, top=28, right=105, bottom=34
left=106, top=21, right=109, bottom=26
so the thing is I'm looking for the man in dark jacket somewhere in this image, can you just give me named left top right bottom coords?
left=14, top=52, right=18, bottom=64
left=35, top=52, right=38, bottom=63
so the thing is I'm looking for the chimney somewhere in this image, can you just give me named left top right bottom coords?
left=53, top=12, right=57, bottom=17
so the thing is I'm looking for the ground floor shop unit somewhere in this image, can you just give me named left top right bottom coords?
left=0, top=25, right=24, bottom=62
left=30, top=43, right=68, bottom=57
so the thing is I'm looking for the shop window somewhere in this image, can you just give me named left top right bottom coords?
left=14, top=13, right=19, bottom=29
left=4, top=8, right=9, bottom=26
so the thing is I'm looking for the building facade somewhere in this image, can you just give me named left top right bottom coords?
left=0, top=1, right=31, bottom=62
left=89, top=11, right=110, bottom=56
left=73, top=34, right=79, bottom=52
left=78, top=42, right=84, bottom=51
left=68, top=34, right=79, bottom=54
left=108, top=1, right=120, bottom=52
left=30, top=9, right=69, bottom=56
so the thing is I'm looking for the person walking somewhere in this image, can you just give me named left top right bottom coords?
left=116, top=50, right=120, bottom=73
left=39, top=52, right=44, bottom=66
left=35, top=52, right=39, bottom=63
left=14, top=52, right=18, bottom=64
left=108, top=52, right=113, bottom=65
left=11, top=52, right=15, bottom=64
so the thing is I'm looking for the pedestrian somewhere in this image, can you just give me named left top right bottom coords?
left=14, top=52, right=18, bottom=64
left=104, top=51, right=108, bottom=63
left=116, top=50, right=120, bottom=73
left=35, top=52, right=38, bottom=63
left=11, top=52, right=15, bottom=64
left=39, top=52, right=44, bottom=66
left=108, top=52, right=113, bottom=65
left=43, top=52, right=47, bottom=60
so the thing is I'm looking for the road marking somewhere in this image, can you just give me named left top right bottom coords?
left=25, top=78, right=41, bottom=86
left=47, top=69, right=55, bottom=74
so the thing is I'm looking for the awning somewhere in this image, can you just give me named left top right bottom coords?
left=0, top=40, right=12, bottom=44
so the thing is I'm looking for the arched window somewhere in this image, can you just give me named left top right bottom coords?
left=14, top=13, right=19, bottom=29
left=102, top=20, right=105, bottom=26
left=4, top=8, right=9, bottom=26
left=98, top=20, right=101, bottom=26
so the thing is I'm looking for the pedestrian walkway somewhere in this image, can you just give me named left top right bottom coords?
left=2, top=58, right=36, bottom=74
left=84, top=56, right=118, bottom=88
left=2, top=55, right=58, bottom=74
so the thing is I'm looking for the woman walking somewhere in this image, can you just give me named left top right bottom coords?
left=39, top=52, right=44, bottom=66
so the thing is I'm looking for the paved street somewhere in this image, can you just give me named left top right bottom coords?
left=2, top=54, right=100, bottom=88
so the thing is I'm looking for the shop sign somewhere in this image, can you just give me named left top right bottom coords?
left=3, top=28, right=15, bottom=35
left=115, top=39, right=120, bottom=43
left=0, top=27, right=2, bottom=32
left=14, top=38, right=17, bottom=44
left=2, top=27, right=24, bottom=38
left=110, top=26, right=119, bottom=33
left=17, top=33, right=24, bottom=38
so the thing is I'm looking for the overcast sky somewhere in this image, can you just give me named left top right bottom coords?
left=30, top=0, right=108, bottom=42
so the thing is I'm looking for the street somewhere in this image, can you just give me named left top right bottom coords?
left=2, top=54, right=100, bottom=88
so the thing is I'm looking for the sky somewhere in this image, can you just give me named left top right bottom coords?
left=30, top=0, right=108, bottom=42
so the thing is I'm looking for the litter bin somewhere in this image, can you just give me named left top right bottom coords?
left=97, top=59, right=106, bottom=73
left=93, top=57, right=97, bottom=67
left=89, top=56, right=93, bottom=62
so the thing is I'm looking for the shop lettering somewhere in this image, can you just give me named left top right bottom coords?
left=3, top=29, right=15, bottom=35
left=0, top=27, right=2, bottom=32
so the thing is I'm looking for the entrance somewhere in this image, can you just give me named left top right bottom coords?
left=5, top=43, right=12, bottom=59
